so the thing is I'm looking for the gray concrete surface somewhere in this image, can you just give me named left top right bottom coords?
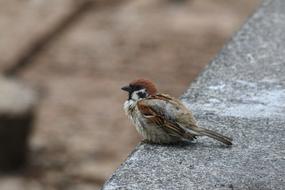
left=102, top=0, right=285, bottom=189
left=0, top=0, right=259, bottom=189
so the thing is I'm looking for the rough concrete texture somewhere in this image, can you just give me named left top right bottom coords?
left=102, top=0, right=285, bottom=189
left=0, top=0, right=259, bottom=189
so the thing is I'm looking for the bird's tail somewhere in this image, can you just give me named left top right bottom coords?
left=188, top=127, right=233, bottom=145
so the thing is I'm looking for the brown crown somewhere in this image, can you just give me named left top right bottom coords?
left=130, top=79, right=157, bottom=95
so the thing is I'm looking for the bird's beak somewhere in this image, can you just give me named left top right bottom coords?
left=121, top=85, right=131, bottom=92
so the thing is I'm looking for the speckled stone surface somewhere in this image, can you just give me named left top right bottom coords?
left=102, top=0, right=285, bottom=189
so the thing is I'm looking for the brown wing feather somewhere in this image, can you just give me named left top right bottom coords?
left=137, top=100, right=187, bottom=138
left=138, top=95, right=231, bottom=144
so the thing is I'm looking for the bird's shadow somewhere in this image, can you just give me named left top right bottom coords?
left=140, top=140, right=233, bottom=149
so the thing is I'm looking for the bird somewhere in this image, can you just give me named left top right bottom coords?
left=121, top=79, right=232, bottom=145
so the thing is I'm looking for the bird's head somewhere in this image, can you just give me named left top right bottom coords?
left=121, top=79, right=157, bottom=101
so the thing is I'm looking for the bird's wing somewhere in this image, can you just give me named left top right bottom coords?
left=137, top=94, right=197, bottom=138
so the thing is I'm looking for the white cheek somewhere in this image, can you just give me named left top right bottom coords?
left=132, top=89, right=147, bottom=100
left=131, top=93, right=139, bottom=100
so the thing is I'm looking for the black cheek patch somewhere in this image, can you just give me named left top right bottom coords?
left=137, top=91, right=147, bottom=98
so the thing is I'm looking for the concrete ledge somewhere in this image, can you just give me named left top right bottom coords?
left=102, top=0, right=285, bottom=189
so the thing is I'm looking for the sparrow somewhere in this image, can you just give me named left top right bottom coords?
left=122, top=79, right=232, bottom=145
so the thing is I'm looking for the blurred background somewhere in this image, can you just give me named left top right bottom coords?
left=0, top=0, right=259, bottom=189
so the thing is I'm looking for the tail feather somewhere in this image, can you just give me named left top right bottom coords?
left=189, top=127, right=233, bottom=145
